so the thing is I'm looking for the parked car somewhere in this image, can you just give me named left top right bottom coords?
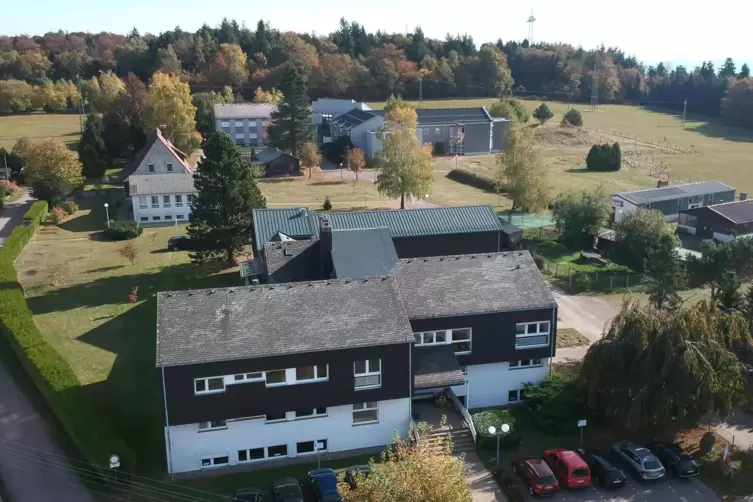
left=611, top=442, right=665, bottom=481
left=647, top=441, right=699, bottom=478
left=542, top=448, right=591, bottom=489
left=167, top=235, right=193, bottom=251
left=271, top=478, right=304, bottom=502
left=511, top=456, right=560, bottom=496
left=576, top=448, right=627, bottom=489
left=344, top=465, right=371, bottom=489
left=306, top=468, right=343, bottom=502
left=233, top=487, right=266, bottom=502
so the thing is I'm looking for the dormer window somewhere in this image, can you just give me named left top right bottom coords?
left=148, top=163, right=155, bottom=173
left=166, top=162, right=173, bottom=172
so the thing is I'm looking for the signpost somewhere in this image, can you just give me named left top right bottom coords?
left=109, top=454, right=120, bottom=484
left=577, top=419, right=587, bottom=447
left=315, top=442, right=325, bottom=469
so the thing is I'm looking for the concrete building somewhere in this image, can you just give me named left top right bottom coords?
left=213, top=103, right=277, bottom=147
left=312, top=98, right=371, bottom=143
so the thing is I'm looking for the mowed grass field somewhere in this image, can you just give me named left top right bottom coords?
left=0, top=113, right=81, bottom=149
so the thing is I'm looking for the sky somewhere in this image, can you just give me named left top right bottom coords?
left=4, top=0, right=753, bottom=67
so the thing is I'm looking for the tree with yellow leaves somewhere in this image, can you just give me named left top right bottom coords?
left=25, top=139, right=83, bottom=203
left=211, top=43, right=249, bottom=86
left=346, top=147, right=366, bottom=184
left=144, top=72, right=201, bottom=153
left=253, top=86, right=283, bottom=104
left=375, top=106, right=433, bottom=209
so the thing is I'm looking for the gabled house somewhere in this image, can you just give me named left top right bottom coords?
left=611, top=181, right=735, bottom=223
left=122, top=129, right=198, bottom=224
left=253, top=147, right=301, bottom=177
left=679, top=197, right=753, bottom=242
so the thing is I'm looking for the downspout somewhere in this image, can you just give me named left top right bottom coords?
left=161, top=366, right=174, bottom=479
left=408, top=343, right=413, bottom=424
left=549, top=306, right=557, bottom=377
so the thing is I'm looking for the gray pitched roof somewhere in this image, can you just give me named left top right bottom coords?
left=331, top=228, right=398, bottom=279
left=413, top=345, right=465, bottom=389
left=253, top=208, right=315, bottom=251
left=128, top=173, right=195, bottom=195
left=394, top=251, right=556, bottom=319
left=708, top=200, right=753, bottom=224
left=213, top=103, right=277, bottom=119
left=264, top=239, right=320, bottom=283
left=156, top=277, right=414, bottom=367
left=254, top=147, right=298, bottom=164
left=415, top=107, right=492, bottom=126
left=615, top=181, right=734, bottom=205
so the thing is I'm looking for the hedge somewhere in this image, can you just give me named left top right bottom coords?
left=447, top=168, right=498, bottom=193
left=0, top=202, right=134, bottom=476
left=471, top=408, right=522, bottom=450
left=103, top=221, right=143, bottom=241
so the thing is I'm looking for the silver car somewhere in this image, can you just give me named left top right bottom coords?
left=611, top=441, right=665, bottom=480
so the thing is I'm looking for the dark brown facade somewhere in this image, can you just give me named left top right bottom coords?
left=162, top=342, right=411, bottom=426
left=681, top=206, right=753, bottom=239
left=392, top=231, right=502, bottom=259
left=264, top=153, right=301, bottom=177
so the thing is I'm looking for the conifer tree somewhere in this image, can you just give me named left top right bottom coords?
left=268, top=64, right=314, bottom=157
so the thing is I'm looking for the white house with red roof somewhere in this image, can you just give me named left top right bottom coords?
left=122, top=128, right=199, bottom=224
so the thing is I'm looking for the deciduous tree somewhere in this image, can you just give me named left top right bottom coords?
left=614, top=208, right=677, bottom=271
left=188, top=132, right=266, bottom=265
left=375, top=107, right=433, bottom=209
left=253, top=86, right=283, bottom=104
left=721, top=78, right=753, bottom=129
left=210, top=43, right=249, bottom=86
left=144, top=72, right=201, bottom=153
left=96, top=70, right=125, bottom=112
left=193, top=88, right=233, bottom=138
left=644, top=234, right=685, bottom=310
left=494, top=126, right=548, bottom=213
left=346, top=147, right=366, bottom=184
left=298, top=141, right=321, bottom=179
left=268, top=64, right=314, bottom=157
left=25, top=139, right=83, bottom=202
left=103, top=73, right=148, bottom=157
left=552, top=188, right=611, bottom=248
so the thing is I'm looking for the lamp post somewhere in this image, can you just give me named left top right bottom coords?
left=103, top=202, right=110, bottom=228
left=340, top=162, right=343, bottom=181
left=488, top=423, right=511, bottom=469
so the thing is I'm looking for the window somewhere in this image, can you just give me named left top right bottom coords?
left=152, top=216, right=161, bottom=221
left=236, top=138, right=246, bottom=146
left=297, top=439, right=328, bottom=455
left=265, top=412, right=287, bottom=423
left=175, top=195, right=183, bottom=207
left=233, top=372, right=263, bottom=383
left=294, top=408, right=327, bottom=420
left=187, top=194, right=196, bottom=204
left=249, top=132, right=258, bottom=140
left=165, top=215, right=173, bottom=220
left=267, top=444, right=288, bottom=458
left=508, top=390, right=519, bottom=402
left=235, top=121, right=244, bottom=127
left=515, top=322, right=551, bottom=349
left=435, top=127, right=440, bottom=134
left=176, top=214, right=185, bottom=220
left=414, top=329, right=472, bottom=355
left=460, top=365, right=467, bottom=375
left=151, top=196, right=159, bottom=208
left=238, top=447, right=265, bottom=463
left=201, top=454, right=229, bottom=467
left=166, top=162, right=173, bottom=172
left=509, top=358, right=543, bottom=370
left=138, top=196, right=147, bottom=209
left=221, top=121, right=230, bottom=127
left=353, top=402, right=378, bottom=424
left=354, top=359, right=381, bottom=389
left=235, top=133, right=245, bottom=139
left=148, top=163, right=155, bottom=173
left=140, top=217, right=148, bottom=222
left=423, top=128, right=429, bottom=134
left=265, top=370, right=286, bottom=386
left=198, top=420, right=227, bottom=431
left=195, top=377, right=225, bottom=395
left=296, top=364, right=329, bottom=382
left=163, top=195, right=171, bottom=207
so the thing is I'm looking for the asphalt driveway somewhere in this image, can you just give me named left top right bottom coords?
left=515, top=477, right=719, bottom=502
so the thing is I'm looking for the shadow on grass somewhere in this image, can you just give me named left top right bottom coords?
left=58, top=198, right=108, bottom=234
left=310, top=180, right=346, bottom=186
left=688, top=122, right=753, bottom=143
left=257, top=178, right=295, bottom=185
left=86, top=265, right=124, bottom=274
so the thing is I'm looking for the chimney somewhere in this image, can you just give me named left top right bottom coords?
left=158, top=124, right=168, bottom=136
left=741, top=192, right=748, bottom=201
left=319, top=215, right=333, bottom=279
left=656, top=179, right=669, bottom=188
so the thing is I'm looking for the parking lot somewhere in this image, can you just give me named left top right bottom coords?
left=513, top=477, right=720, bottom=502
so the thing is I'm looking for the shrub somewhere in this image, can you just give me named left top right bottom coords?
left=533, top=103, right=554, bottom=124
left=23, top=200, right=48, bottom=226
left=522, top=372, right=588, bottom=435
left=507, top=99, right=530, bottom=123
left=322, top=196, right=332, bottom=211
left=432, top=141, right=447, bottom=155
left=447, top=168, right=497, bottom=193
left=320, top=136, right=354, bottom=164
left=60, top=199, right=78, bottom=215
left=249, top=163, right=266, bottom=179
left=472, top=409, right=522, bottom=450
left=103, top=221, right=143, bottom=241
left=562, top=109, right=583, bottom=127
left=0, top=180, right=17, bottom=198
left=50, top=205, right=67, bottom=225
left=118, top=242, right=139, bottom=265
left=488, top=101, right=516, bottom=121
left=586, top=143, right=622, bottom=171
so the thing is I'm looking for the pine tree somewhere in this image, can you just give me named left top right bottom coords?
left=78, top=113, right=107, bottom=178
left=188, top=132, right=266, bottom=265
left=644, top=234, right=685, bottom=310
left=533, top=103, right=554, bottom=124
left=268, top=64, right=314, bottom=157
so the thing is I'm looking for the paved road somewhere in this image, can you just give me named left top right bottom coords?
left=514, top=477, right=719, bottom=502
left=552, top=287, right=618, bottom=362
left=0, top=193, right=95, bottom=502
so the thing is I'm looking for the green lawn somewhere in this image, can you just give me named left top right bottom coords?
left=16, top=197, right=241, bottom=475
left=0, top=113, right=82, bottom=149
left=533, top=240, right=631, bottom=274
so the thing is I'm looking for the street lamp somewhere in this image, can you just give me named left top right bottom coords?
left=488, top=423, right=511, bottom=469
left=340, top=162, right=343, bottom=180
left=103, top=203, right=110, bottom=228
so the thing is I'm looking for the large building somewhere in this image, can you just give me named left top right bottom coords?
left=157, top=251, right=557, bottom=474
left=328, top=107, right=510, bottom=160
left=213, top=103, right=277, bottom=147
left=312, top=98, right=372, bottom=143
left=679, top=198, right=753, bottom=242
left=611, top=181, right=735, bottom=223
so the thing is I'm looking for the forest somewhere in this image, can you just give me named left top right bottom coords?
left=0, top=18, right=752, bottom=128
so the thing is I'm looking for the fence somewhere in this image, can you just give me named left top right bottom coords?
left=500, top=213, right=554, bottom=229
left=535, top=257, right=645, bottom=294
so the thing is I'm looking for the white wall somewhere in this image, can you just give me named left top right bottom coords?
left=132, top=193, right=195, bottom=224
left=677, top=224, right=696, bottom=235
left=466, top=360, right=549, bottom=410
left=350, top=116, right=384, bottom=153
left=713, top=232, right=734, bottom=243
left=611, top=196, right=637, bottom=223
left=131, top=139, right=189, bottom=176
left=165, top=398, right=410, bottom=474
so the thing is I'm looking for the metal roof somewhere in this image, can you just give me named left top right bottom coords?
left=239, top=259, right=264, bottom=278
left=615, top=181, right=734, bottom=205
left=331, top=228, right=398, bottom=279
left=705, top=200, right=753, bottom=224
left=254, top=147, right=293, bottom=164
left=213, top=103, right=277, bottom=119
left=252, top=208, right=315, bottom=251
left=329, top=108, right=378, bottom=129
left=415, top=107, right=492, bottom=125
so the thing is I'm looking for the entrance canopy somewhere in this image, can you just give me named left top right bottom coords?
left=413, top=345, right=465, bottom=390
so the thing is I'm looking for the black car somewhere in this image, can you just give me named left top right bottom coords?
left=576, top=448, right=627, bottom=489
left=167, top=235, right=193, bottom=251
left=344, top=465, right=371, bottom=489
left=233, top=487, right=266, bottom=502
left=306, top=468, right=343, bottom=502
left=271, top=478, right=304, bottom=502
left=648, top=441, right=699, bottom=478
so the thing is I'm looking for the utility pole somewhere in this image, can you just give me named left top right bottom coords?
left=682, top=99, right=688, bottom=126
left=418, top=74, right=423, bottom=103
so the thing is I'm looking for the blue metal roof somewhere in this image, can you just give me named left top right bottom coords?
left=331, top=228, right=398, bottom=279
left=252, top=208, right=315, bottom=251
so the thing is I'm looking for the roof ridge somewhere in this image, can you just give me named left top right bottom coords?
left=158, top=276, right=396, bottom=297
left=399, top=251, right=525, bottom=263
left=617, top=180, right=731, bottom=196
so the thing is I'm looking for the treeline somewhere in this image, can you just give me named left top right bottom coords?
left=1, top=18, right=752, bottom=127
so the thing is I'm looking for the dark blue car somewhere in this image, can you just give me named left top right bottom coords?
left=306, top=468, right=343, bottom=502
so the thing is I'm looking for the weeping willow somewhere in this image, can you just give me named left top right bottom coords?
left=579, top=300, right=747, bottom=430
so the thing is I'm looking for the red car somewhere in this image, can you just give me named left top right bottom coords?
left=511, top=456, right=560, bottom=496
left=543, top=449, right=592, bottom=489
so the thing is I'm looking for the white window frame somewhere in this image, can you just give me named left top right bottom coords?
left=237, top=447, right=266, bottom=463
left=266, top=444, right=288, bottom=459
left=163, top=195, right=172, bottom=208
left=352, top=402, right=379, bottom=425
left=296, top=439, right=328, bottom=456
left=434, top=127, right=440, bottom=134
left=295, top=364, right=329, bottom=383
left=515, top=322, right=551, bottom=349
left=175, top=195, right=183, bottom=207
left=423, top=128, right=429, bottom=134
left=201, top=453, right=229, bottom=468
left=235, top=133, right=245, bottom=139
left=221, top=121, right=230, bottom=127
left=194, top=376, right=225, bottom=395
left=232, top=372, right=264, bottom=384
left=264, top=369, right=287, bottom=387
left=198, top=420, right=227, bottom=432
left=234, top=121, right=245, bottom=127
left=509, top=358, right=544, bottom=370
left=151, top=196, right=159, bottom=208
left=148, top=163, right=155, bottom=173
left=176, top=214, right=185, bottom=220
left=508, top=390, right=519, bottom=403
left=294, top=408, right=327, bottom=420
left=138, top=196, right=147, bottom=209
left=414, top=328, right=472, bottom=355
left=354, top=359, right=381, bottom=390
left=166, top=162, right=173, bottom=172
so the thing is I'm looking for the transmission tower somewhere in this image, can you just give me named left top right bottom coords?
left=526, top=11, right=536, bottom=44
left=590, top=52, right=600, bottom=111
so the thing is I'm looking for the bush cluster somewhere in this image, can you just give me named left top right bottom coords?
left=521, top=372, right=589, bottom=435
left=447, top=168, right=497, bottom=193
left=320, top=136, right=354, bottom=164
left=562, top=109, right=583, bottom=127
left=472, top=409, right=522, bottom=450
left=103, top=221, right=143, bottom=241
left=0, top=201, right=134, bottom=474
left=586, top=143, right=622, bottom=171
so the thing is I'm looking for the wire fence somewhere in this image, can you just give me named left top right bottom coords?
left=500, top=213, right=554, bottom=229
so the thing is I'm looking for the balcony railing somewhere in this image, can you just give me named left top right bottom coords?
left=354, top=374, right=381, bottom=389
